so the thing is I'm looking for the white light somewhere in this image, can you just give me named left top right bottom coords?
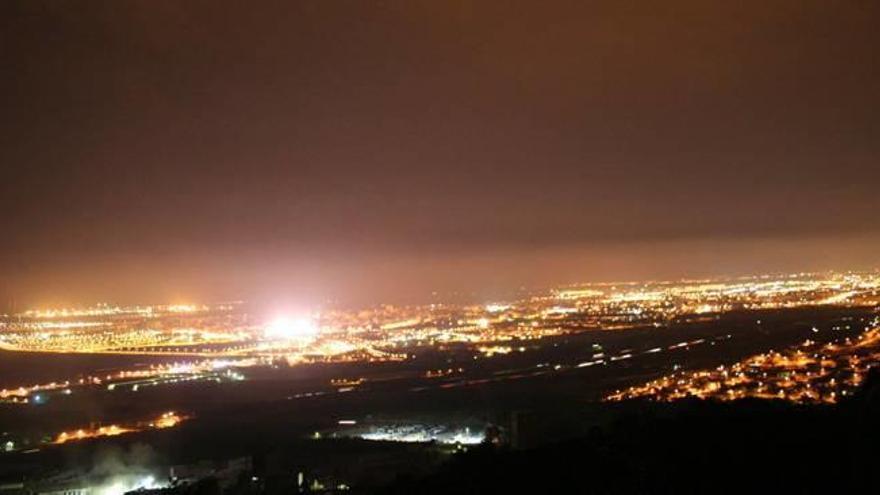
left=265, top=316, right=318, bottom=340
left=139, top=476, right=156, bottom=489
left=97, top=483, right=126, bottom=495
left=485, top=304, right=510, bottom=313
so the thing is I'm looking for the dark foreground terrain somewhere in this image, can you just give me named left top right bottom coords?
left=10, top=369, right=876, bottom=495
left=375, top=370, right=880, bottom=494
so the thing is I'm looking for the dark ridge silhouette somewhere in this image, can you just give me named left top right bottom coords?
left=373, top=368, right=880, bottom=494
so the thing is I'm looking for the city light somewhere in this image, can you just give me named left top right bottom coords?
left=265, top=315, right=319, bottom=341
left=1, top=271, right=878, bottom=410
left=52, top=412, right=188, bottom=446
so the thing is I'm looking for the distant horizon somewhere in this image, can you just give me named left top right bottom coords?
left=5, top=264, right=878, bottom=315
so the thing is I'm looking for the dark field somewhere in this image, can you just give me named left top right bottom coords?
left=0, top=352, right=185, bottom=389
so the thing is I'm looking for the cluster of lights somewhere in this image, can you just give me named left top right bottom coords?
left=343, top=423, right=485, bottom=445
left=53, top=412, right=186, bottom=446
left=1, top=359, right=252, bottom=405
left=607, top=317, right=880, bottom=404
left=1, top=270, right=877, bottom=409
left=21, top=303, right=214, bottom=319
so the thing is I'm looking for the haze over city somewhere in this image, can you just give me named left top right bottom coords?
left=3, top=0, right=879, bottom=309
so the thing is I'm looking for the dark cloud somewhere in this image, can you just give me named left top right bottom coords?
left=2, top=0, right=879, bottom=308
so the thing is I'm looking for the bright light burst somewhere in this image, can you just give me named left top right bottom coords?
left=264, top=316, right=319, bottom=340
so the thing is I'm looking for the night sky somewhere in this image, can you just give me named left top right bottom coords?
left=2, top=1, right=879, bottom=309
